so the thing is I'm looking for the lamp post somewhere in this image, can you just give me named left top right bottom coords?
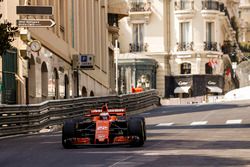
left=114, top=40, right=120, bottom=93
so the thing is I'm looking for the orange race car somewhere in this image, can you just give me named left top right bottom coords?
left=62, top=104, right=146, bottom=148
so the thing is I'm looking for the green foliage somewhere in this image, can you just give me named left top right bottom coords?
left=239, top=42, right=250, bottom=52
left=0, top=15, right=18, bottom=56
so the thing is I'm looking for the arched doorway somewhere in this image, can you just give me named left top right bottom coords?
left=28, top=55, right=36, bottom=103
left=205, top=62, right=213, bottom=74
left=90, top=90, right=94, bottom=96
left=64, top=74, right=69, bottom=99
left=73, top=71, right=79, bottom=97
left=180, top=63, right=191, bottom=74
left=52, top=68, right=59, bottom=99
left=41, top=62, right=48, bottom=101
left=81, top=86, right=87, bottom=97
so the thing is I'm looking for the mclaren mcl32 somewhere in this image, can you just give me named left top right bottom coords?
left=62, top=106, right=146, bottom=148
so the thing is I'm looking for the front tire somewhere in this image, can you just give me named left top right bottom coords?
left=62, top=120, right=76, bottom=149
left=128, top=118, right=145, bottom=147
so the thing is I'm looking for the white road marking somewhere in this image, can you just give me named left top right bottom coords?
left=190, top=121, right=208, bottom=126
left=156, top=123, right=174, bottom=126
left=226, top=119, right=242, bottom=124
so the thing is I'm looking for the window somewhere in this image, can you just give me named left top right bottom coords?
left=180, top=22, right=190, bottom=43
left=206, top=22, right=214, bottom=42
left=132, top=23, right=144, bottom=51
left=181, top=63, right=191, bottom=74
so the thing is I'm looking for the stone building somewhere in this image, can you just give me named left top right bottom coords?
left=119, top=0, right=241, bottom=98
left=0, top=0, right=128, bottom=104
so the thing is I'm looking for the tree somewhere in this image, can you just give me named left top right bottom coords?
left=0, top=14, right=18, bottom=56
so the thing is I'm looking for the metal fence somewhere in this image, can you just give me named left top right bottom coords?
left=0, top=90, right=160, bottom=137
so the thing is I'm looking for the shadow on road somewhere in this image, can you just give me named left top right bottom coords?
left=144, top=103, right=250, bottom=118
left=136, top=154, right=250, bottom=167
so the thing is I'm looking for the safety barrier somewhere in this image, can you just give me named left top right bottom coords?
left=0, top=90, right=160, bottom=137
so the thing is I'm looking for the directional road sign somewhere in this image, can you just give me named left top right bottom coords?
left=16, top=6, right=53, bottom=15
left=16, top=19, right=56, bottom=28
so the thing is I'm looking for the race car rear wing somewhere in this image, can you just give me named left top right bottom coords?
left=89, top=108, right=126, bottom=116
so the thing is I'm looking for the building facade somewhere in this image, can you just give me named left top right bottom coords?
left=0, top=0, right=128, bottom=104
left=119, top=0, right=241, bottom=98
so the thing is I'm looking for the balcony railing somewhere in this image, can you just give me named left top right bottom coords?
left=129, top=43, right=148, bottom=52
left=129, top=1, right=151, bottom=12
left=202, top=1, right=220, bottom=10
left=204, top=41, right=218, bottom=51
left=176, top=42, right=194, bottom=51
left=174, top=0, right=194, bottom=10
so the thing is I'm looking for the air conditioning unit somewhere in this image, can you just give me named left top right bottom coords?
left=72, top=54, right=95, bottom=70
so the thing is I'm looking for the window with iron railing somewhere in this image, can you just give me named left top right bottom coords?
left=204, top=42, right=218, bottom=51
left=204, top=22, right=217, bottom=51
left=178, top=22, right=192, bottom=51
left=176, top=42, right=194, bottom=51
left=131, top=23, right=144, bottom=52
left=129, top=43, right=148, bottom=52
left=129, top=0, right=151, bottom=12
left=202, top=0, right=220, bottom=10
left=174, top=0, right=194, bottom=10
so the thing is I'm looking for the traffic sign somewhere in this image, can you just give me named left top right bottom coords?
left=16, top=6, right=53, bottom=15
left=16, top=19, right=56, bottom=28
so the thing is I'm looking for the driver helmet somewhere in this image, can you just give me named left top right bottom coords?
left=100, top=112, right=109, bottom=120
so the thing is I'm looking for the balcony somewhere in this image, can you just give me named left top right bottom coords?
left=129, top=43, right=148, bottom=52
left=129, top=1, right=151, bottom=12
left=174, top=0, right=195, bottom=20
left=202, top=1, right=220, bottom=10
left=108, top=0, right=129, bottom=19
left=176, top=42, right=194, bottom=52
left=108, top=14, right=119, bottom=41
left=204, top=41, right=218, bottom=51
left=201, top=1, right=220, bottom=18
left=128, top=1, right=152, bottom=24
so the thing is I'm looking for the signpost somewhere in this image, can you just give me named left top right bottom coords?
left=16, top=6, right=53, bottom=15
left=16, top=19, right=56, bottom=28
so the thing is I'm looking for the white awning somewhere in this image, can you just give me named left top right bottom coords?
left=174, top=86, right=191, bottom=93
left=207, top=86, right=222, bottom=93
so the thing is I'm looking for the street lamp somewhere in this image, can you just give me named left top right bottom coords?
left=114, top=40, right=120, bottom=93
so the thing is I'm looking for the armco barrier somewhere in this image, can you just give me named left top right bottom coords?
left=0, top=90, right=160, bottom=137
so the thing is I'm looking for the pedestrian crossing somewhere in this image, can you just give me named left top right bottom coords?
left=155, top=119, right=243, bottom=127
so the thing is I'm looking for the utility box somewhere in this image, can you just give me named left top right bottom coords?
left=72, top=54, right=95, bottom=70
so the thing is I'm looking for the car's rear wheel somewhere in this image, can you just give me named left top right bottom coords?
left=128, top=118, right=145, bottom=147
left=62, top=120, right=76, bottom=149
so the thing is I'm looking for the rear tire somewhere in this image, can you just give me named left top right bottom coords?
left=62, top=120, right=76, bottom=149
left=128, top=118, right=145, bottom=147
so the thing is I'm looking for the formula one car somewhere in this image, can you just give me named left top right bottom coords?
left=62, top=104, right=146, bottom=148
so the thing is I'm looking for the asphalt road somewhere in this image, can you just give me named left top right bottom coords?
left=1, top=100, right=250, bottom=167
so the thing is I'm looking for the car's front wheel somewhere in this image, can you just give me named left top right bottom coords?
left=62, top=120, right=76, bottom=149
left=128, top=118, right=145, bottom=147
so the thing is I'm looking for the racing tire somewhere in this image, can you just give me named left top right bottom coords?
left=62, top=120, right=76, bottom=149
left=131, top=117, right=146, bottom=141
left=128, top=118, right=145, bottom=147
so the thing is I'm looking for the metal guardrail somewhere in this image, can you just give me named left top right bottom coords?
left=0, top=90, right=160, bottom=137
